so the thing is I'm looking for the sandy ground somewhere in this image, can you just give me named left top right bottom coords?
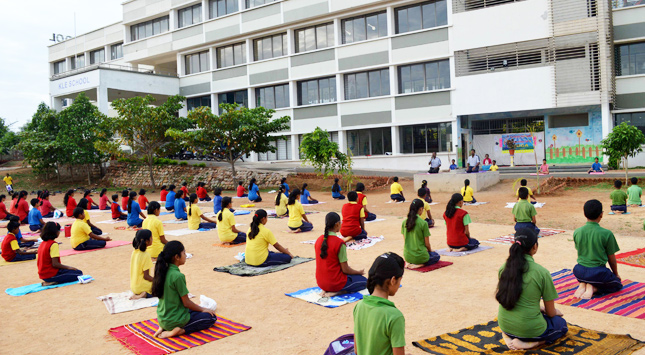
left=2, top=178, right=645, bottom=354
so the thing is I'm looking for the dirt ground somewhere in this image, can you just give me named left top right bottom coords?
left=2, top=177, right=645, bottom=354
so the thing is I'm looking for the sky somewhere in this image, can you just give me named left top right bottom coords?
left=0, top=0, right=123, bottom=132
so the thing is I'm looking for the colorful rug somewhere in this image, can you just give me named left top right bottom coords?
left=108, top=316, right=251, bottom=354
left=300, top=236, right=384, bottom=250
left=485, top=229, right=567, bottom=245
left=552, top=269, right=645, bottom=319
left=436, top=245, right=493, bottom=257
left=407, top=260, right=453, bottom=273
left=60, top=241, right=130, bottom=257
left=98, top=291, right=158, bottom=314
left=616, top=248, right=645, bottom=269
left=115, top=226, right=142, bottom=231
left=213, top=257, right=313, bottom=277
left=412, top=319, right=644, bottom=354
left=5, top=281, right=79, bottom=296
left=286, top=287, right=368, bottom=308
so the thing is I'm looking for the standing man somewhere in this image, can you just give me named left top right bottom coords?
left=466, top=149, right=480, bottom=173
left=428, top=152, right=442, bottom=174
left=3, top=173, right=14, bottom=193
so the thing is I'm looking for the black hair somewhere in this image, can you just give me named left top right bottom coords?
left=320, top=212, right=341, bottom=259
left=0, top=194, right=4, bottom=202
left=133, top=229, right=152, bottom=252
left=73, top=207, right=85, bottom=219
left=595, top=157, right=599, bottom=161
left=493, top=160, right=497, bottom=163
left=11, top=192, right=18, bottom=200
left=302, top=183, right=308, bottom=192
left=83, top=190, right=91, bottom=198
left=214, top=188, right=222, bottom=196
left=518, top=187, right=529, bottom=200
left=175, top=190, right=184, bottom=199
left=139, top=189, right=146, bottom=196
left=248, top=209, right=267, bottom=240
left=584, top=199, right=603, bottom=220
left=463, top=179, right=470, bottom=196
left=614, top=180, right=622, bottom=188
left=542, top=159, right=547, bottom=162
left=405, top=199, right=425, bottom=232
left=121, top=189, right=129, bottom=198
left=288, top=189, right=301, bottom=205
left=63, top=189, right=74, bottom=207
left=148, top=201, right=161, bottom=215
left=161, top=185, right=167, bottom=191
left=445, top=193, right=463, bottom=218
left=182, top=182, right=187, bottom=186
left=188, top=193, right=198, bottom=216
left=42, top=191, right=50, bottom=200
left=7, top=220, right=20, bottom=232
left=393, top=176, right=399, bottom=182
left=37, top=190, right=43, bottom=199
left=30, top=198, right=39, bottom=207
left=417, top=187, right=427, bottom=198
left=496, top=228, right=539, bottom=310
left=281, top=177, right=286, bottom=183
left=127, top=191, right=137, bottom=213
left=152, top=241, right=185, bottom=298
left=520, top=179, right=527, bottom=186
left=238, top=181, right=243, bottom=186
left=219, top=197, right=232, bottom=221
left=275, top=185, right=285, bottom=206
left=631, top=177, right=638, bottom=185
left=356, top=182, right=365, bottom=192
left=367, top=252, right=405, bottom=294
left=421, top=180, right=428, bottom=188
left=112, top=194, right=118, bottom=202
left=168, top=184, right=176, bottom=191
left=347, top=191, right=358, bottom=202
left=332, top=178, right=340, bottom=193
left=78, top=198, right=89, bottom=210
left=40, top=222, right=61, bottom=241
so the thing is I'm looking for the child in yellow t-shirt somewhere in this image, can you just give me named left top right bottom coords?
left=390, top=176, right=405, bottom=202
left=216, top=197, right=246, bottom=244
left=245, top=209, right=293, bottom=266
left=130, top=229, right=154, bottom=299
left=516, top=179, right=537, bottom=204
left=274, top=185, right=289, bottom=217
left=142, top=202, right=167, bottom=259
left=287, top=189, right=313, bottom=233
left=460, top=179, right=476, bottom=203
left=490, top=160, right=499, bottom=172
left=187, top=193, right=217, bottom=230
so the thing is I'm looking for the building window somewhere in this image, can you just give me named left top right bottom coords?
left=615, top=112, right=645, bottom=135
left=216, top=42, right=246, bottom=68
left=185, top=51, right=210, bottom=75
left=246, top=0, right=278, bottom=9
left=53, top=60, right=65, bottom=74
left=178, top=4, right=202, bottom=28
left=395, top=0, right=447, bottom=34
left=256, top=84, right=290, bottom=109
left=110, top=43, right=123, bottom=60
left=89, top=49, right=105, bottom=65
left=616, top=42, right=645, bottom=76
left=253, top=33, right=287, bottom=61
left=342, top=11, right=388, bottom=44
left=295, top=23, right=334, bottom=53
left=398, top=59, right=450, bottom=94
left=345, top=68, right=390, bottom=100
left=130, top=16, right=169, bottom=41
left=209, top=0, right=238, bottom=18
left=70, top=55, right=85, bottom=69
left=297, top=77, right=337, bottom=106
left=347, top=128, right=392, bottom=156
left=400, top=122, right=452, bottom=154
left=258, top=137, right=292, bottom=161
left=218, top=90, right=248, bottom=114
left=187, top=95, right=212, bottom=111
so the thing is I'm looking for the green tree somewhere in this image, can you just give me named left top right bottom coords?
left=300, top=127, right=354, bottom=190
left=166, top=103, right=290, bottom=176
left=601, top=122, right=645, bottom=185
left=17, top=103, right=62, bottom=180
left=0, top=118, right=20, bottom=156
left=98, top=95, right=190, bottom=187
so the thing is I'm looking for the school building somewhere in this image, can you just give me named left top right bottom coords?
left=48, top=0, right=645, bottom=170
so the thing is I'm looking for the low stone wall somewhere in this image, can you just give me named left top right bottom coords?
left=539, top=176, right=630, bottom=195
left=413, top=171, right=500, bottom=192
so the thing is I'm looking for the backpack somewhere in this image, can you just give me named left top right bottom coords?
left=323, top=334, right=355, bottom=355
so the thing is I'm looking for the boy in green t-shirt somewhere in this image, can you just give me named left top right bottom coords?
left=513, top=187, right=540, bottom=235
left=609, top=180, right=628, bottom=214
left=572, top=199, right=622, bottom=300
left=627, top=177, right=642, bottom=206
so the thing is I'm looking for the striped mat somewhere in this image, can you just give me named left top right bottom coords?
left=108, top=316, right=251, bottom=354
left=616, top=248, right=645, bottom=269
left=485, top=229, right=566, bottom=245
left=552, top=269, right=645, bottom=319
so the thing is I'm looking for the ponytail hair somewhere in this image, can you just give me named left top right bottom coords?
left=78, top=198, right=89, bottom=210
left=83, top=190, right=91, bottom=198
left=463, top=179, right=470, bottom=196
left=219, top=197, right=232, bottom=221
left=367, top=252, right=405, bottom=294
left=332, top=178, right=340, bottom=193
left=15, top=190, right=27, bottom=209
left=421, top=179, right=428, bottom=188
left=495, top=228, right=539, bottom=310
left=275, top=185, right=285, bottom=206
left=147, top=201, right=160, bottom=215
left=175, top=190, right=184, bottom=200
left=249, top=178, right=257, bottom=191
left=288, top=189, right=301, bottom=205
left=152, top=241, right=185, bottom=298
left=405, top=199, right=425, bottom=232
left=127, top=191, right=137, bottom=213
left=63, top=189, right=74, bottom=207
left=99, top=188, right=107, bottom=197
left=320, top=212, right=341, bottom=259
left=248, top=209, right=267, bottom=240
left=301, top=183, right=308, bottom=192
left=132, top=229, right=152, bottom=252
left=445, top=193, right=464, bottom=218
left=188, top=193, right=198, bottom=216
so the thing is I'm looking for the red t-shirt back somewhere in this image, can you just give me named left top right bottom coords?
left=121, top=196, right=128, bottom=211
left=160, top=189, right=168, bottom=202
left=314, top=234, right=347, bottom=292
left=37, top=240, right=59, bottom=279
left=340, top=203, right=363, bottom=237
left=236, top=185, right=245, bottom=197
left=0, top=202, right=7, bottom=219
left=1, top=233, right=18, bottom=261
left=65, top=197, right=77, bottom=217
left=197, top=187, right=207, bottom=199
left=111, top=202, right=122, bottom=219
left=444, top=208, right=469, bottom=247
left=17, top=199, right=29, bottom=221
left=99, top=194, right=109, bottom=210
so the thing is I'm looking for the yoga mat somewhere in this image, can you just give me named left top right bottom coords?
left=463, top=202, right=489, bottom=206
left=385, top=200, right=409, bottom=204
left=286, top=287, right=368, bottom=308
left=115, top=226, right=142, bottom=231
left=97, top=219, right=126, bottom=224
left=87, top=209, right=111, bottom=213
left=0, top=258, right=33, bottom=267
left=98, top=291, right=158, bottom=314
left=213, top=242, right=246, bottom=248
left=159, top=211, right=173, bottom=216
left=407, top=260, right=453, bottom=273
left=345, top=236, right=384, bottom=250
left=108, top=316, right=251, bottom=354
left=412, top=319, right=644, bottom=354
left=364, top=218, right=386, bottom=223
left=165, top=229, right=208, bottom=237
left=60, top=240, right=130, bottom=257
left=436, top=245, right=493, bottom=257
left=590, top=171, right=606, bottom=175
left=484, top=229, right=566, bottom=245
left=552, top=269, right=645, bottom=319
left=505, top=202, right=546, bottom=208
left=616, top=248, right=645, bottom=269
left=5, top=281, right=79, bottom=296
left=530, top=173, right=549, bottom=176
left=213, top=257, right=313, bottom=277
left=303, top=201, right=327, bottom=206
left=164, top=220, right=188, bottom=224
left=43, top=217, right=75, bottom=223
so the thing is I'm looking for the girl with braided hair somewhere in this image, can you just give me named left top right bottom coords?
left=245, top=209, right=293, bottom=267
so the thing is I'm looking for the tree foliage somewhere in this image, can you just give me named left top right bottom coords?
left=601, top=122, right=645, bottom=185
left=0, top=118, right=20, bottom=155
left=167, top=103, right=290, bottom=176
left=300, top=127, right=354, bottom=189
left=17, top=103, right=60, bottom=177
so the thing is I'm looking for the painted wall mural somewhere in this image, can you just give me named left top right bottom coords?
left=545, top=111, right=602, bottom=165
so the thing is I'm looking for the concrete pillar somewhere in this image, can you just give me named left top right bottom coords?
left=97, top=86, right=109, bottom=115
left=338, top=130, right=346, bottom=154
left=601, top=102, right=612, bottom=139
left=291, top=134, right=299, bottom=161
left=386, top=6, right=395, bottom=36
left=391, top=126, right=400, bottom=155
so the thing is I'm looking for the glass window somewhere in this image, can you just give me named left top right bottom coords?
left=218, top=90, right=248, bottom=114
left=178, top=4, right=202, bottom=28
left=209, top=0, right=238, bottom=18
left=186, top=95, right=212, bottom=111
left=253, top=33, right=287, bottom=61
left=616, top=42, right=645, bottom=76
left=395, top=0, right=448, bottom=34
left=615, top=112, right=645, bottom=135
left=246, top=0, right=278, bottom=9
left=185, top=50, right=209, bottom=74
left=255, top=83, right=290, bottom=109
left=344, top=68, right=390, bottom=100
left=53, top=60, right=65, bottom=74
left=346, top=128, right=392, bottom=156
left=110, top=43, right=123, bottom=60
left=342, top=11, right=388, bottom=44
left=130, top=15, right=170, bottom=41
left=295, top=23, right=333, bottom=53
left=297, top=77, right=337, bottom=105
left=217, top=42, right=246, bottom=68
left=89, top=48, right=105, bottom=65
left=398, top=59, right=450, bottom=94
left=399, top=122, right=453, bottom=154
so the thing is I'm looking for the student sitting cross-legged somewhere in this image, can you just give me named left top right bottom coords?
left=610, top=180, right=628, bottom=214
left=417, top=188, right=434, bottom=228
left=138, top=189, right=149, bottom=210
left=1, top=220, right=37, bottom=262
left=236, top=181, right=248, bottom=198
left=111, top=194, right=127, bottom=220
left=402, top=199, right=440, bottom=269
left=516, top=179, right=537, bottom=204
left=0, top=194, right=16, bottom=220
left=572, top=199, right=623, bottom=299
left=71, top=207, right=111, bottom=250
left=444, top=193, right=480, bottom=251
left=316, top=212, right=366, bottom=297
left=300, top=183, right=318, bottom=204
left=390, top=177, right=405, bottom=202
left=152, top=241, right=217, bottom=339
left=160, top=185, right=168, bottom=204
left=627, top=177, right=642, bottom=206
left=274, top=185, right=288, bottom=217
left=173, top=190, right=188, bottom=221
left=98, top=188, right=110, bottom=210
left=84, top=190, right=100, bottom=210
left=332, top=178, right=346, bottom=200
left=127, top=191, right=147, bottom=228
left=39, top=191, right=57, bottom=218
left=245, top=209, right=293, bottom=267
left=216, top=197, right=246, bottom=244
left=38, top=222, right=83, bottom=285
left=164, top=185, right=176, bottom=212
left=130, top=230, right=154, bottom=299
left=28, top=198, right=46, bottom=232
left=248, top=178, right=262, bottom=203
left=213, top=188, right=224, bottom=215
left=280, top=177, right=290, bottom=198
left=121, top=190, right=129, bottom=212
left=420, top=180, right=432, bottom=203
left=340, top=192, right=368, bottom=243
left=187, top=193, right=217, bottom=230
left=588, top=157, right=603, bottom=173
left=513, top=188, right=540, bottom=235
left=356, top=183, right=376, bottom=221
left=461, top=179, right=476, bottom=204
left=64, top=190, right=77, bottom=218
left=78, top=198, right=103, bottom=235
left=142, top=202, right=167, bottom=260
left=496, top=228, right=567, bottom=350
left=196, top=182, right=211, bottom=202
left=287, top=189, right=313, bottom=233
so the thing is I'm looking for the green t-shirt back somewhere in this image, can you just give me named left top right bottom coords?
left=512, top=199, right=537, bottom=223
left=627, top=185, right=642, bottom=205
left=401, top=216, right=430, bottom=265
left=353, top=295, right=406, bottom=355
left=610, top=189, right=628, bottom=206
left=574, top=222, right=620, bottom=267
left=157, top=264, right=191, bottom=331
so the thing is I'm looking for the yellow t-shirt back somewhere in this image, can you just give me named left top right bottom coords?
left=3, top=176, right=12, bottom=185
left=83, top=210, right=90, bottom=223
left=188, top=204, right=202, bottom=230
left=357, top=192, right=368, bottom=206
left=244, top=224, right=277, bottom=266
left=287, top=201, right=305, bottom=228
left=216, top=209, right=237, bottom=242
left=70, top=219, right=92, bottom=248
left=390, top=182, right=403, bottom=195
left=130, top=249, right=153, bottom=295
left=490, top=165, right=499, bottom=171
left=461, top=186, right=474, bottom=202
left=142, top=215, right=164, bottom=258
left=275, top=194, right=288, bottom=216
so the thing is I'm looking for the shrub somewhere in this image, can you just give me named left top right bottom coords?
left=179, top=161, right=188, bottom=166
left=196, top=163, right=206, bottom=168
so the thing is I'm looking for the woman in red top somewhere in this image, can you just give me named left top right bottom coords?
left=15, top=190, right=30, bottom=224
left=314, top=212, right=366, bottom=297
left=0, top=194, right=16, bottom=220
left=84, top=190, right=99, bottom=209
left=63, top=190, right=77, bottom=218
left=196, top=182, right=212, bottom=202
left=137, top=189, right=149, bottom=210
left=159, top=185, right=168, bottom=203
left=340, top=191, right=368, bottom=242
left=38, top=222, right=83, bottom=286
left=39, top=191, right=57, bottom=218
left=98, top=189, right=110, bottom=210
left=443, top=193, right=480, bottom=252
left=121, top=190, right=129, bottom=211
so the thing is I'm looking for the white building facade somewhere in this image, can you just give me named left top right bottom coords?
left=48, top=0, right=645, bottom=170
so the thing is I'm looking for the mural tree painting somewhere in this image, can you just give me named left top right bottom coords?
left=601, top=122, right=645, bottom=185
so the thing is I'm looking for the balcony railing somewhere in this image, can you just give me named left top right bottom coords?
left=50, top=63, right=178, bottom=80
left=612, top=0, right=644, bottom=9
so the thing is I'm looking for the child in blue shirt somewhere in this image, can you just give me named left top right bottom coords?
left=281, top=177, right=290, bottom=198
left=450, top=159, right=458, bottom=170
left=331, top=178, right=345, bottom=200
left=127, top=191, right=146, bottom=228
left=588, top=157, right=603, bottom=173
left=174, top=191, right=187, bottom=220
left=165, top=185, right=176, bottom=212
left=248, top=178, right=262, bottom=202
left=213, top=188, right=223, bottom=214
left=28, top=198, right=45, bottom=231
left=300, top=183, right=318, bottom=205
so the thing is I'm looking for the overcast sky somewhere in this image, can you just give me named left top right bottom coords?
left=0, top=0, right=123, bottom=132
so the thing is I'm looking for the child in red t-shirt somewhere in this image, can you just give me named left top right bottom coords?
left=160, top=185, right=168, bottom=203
left=84, top=190, right=99, bottom=209
left=340, top=191, right=368, bottom=242
left=180, top=182, right=190, bottom=201
left=99, top=188, right=110, bottom=210
left=236, top=181, right=248, bottom=197
left=0, top=194, right=15, bottom=220
left=38, top=222, right=83, bottom=285
left=138, top=189, right=149, bottom=210
left=443, top=193, right=480, bottom=252
left=196, top=182, right=212, bottom=202
left=1, top=220, right=37, bottom=262
left=121, top=190, right=129, bottom=211
left=111, top=194, right=127, bottom=220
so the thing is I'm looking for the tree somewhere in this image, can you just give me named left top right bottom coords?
left=0, top=118, right=20, bottom=156
left=167, top=103, right=290, bottom=176
left=17, top=103, right=61, bottom=179
left=300, top=127, right=354, bottom=190
left=601, top=122, right=645, bottom=185
left=97, top=95, right=190, bottom=188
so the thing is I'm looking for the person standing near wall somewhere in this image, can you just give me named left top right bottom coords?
left=428, top=153, right=442, bottom=174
